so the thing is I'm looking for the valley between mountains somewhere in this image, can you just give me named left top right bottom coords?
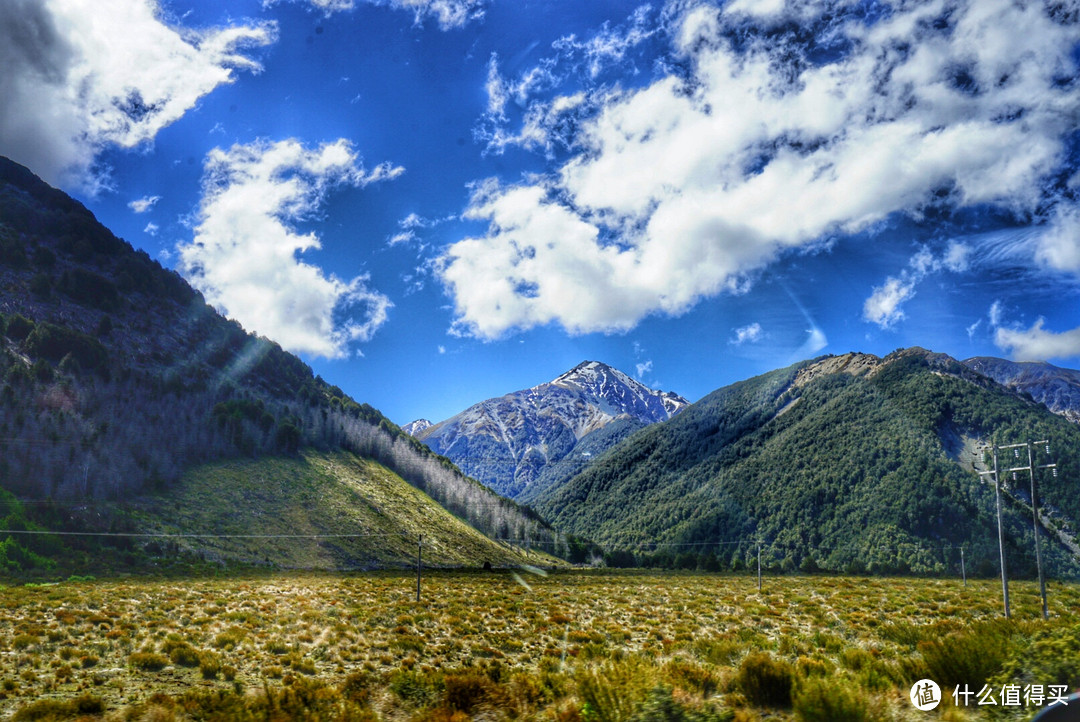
left=4, top=153, right=1080, bottom=579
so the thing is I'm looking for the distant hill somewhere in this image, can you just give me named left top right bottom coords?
left=963, top=357, right=1080, bottom=423
left=530, top=348, right=1080, bottom=576
left=0, top=156, right=556, bottom=575
left=411, top=361, right=689, bottom=500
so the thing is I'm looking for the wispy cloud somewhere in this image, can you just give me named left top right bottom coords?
left=128, top=195, right=161, bottom=213
left=863, top=244, right=972, bottom=329
left=730, top=322, right=763, bottom=346
left=268, top=0, right=486, bottom=29
left=177, top=138, right=403, bottom=358
left=444, top=0, right=1080, bottom=339
left=0, top=0, right=274, bottom=191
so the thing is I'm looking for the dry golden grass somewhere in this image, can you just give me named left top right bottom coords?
left=0, top=571, right=1076, bottom=720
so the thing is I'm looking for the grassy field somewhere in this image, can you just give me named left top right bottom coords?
left=0, top=570, right=1078, bottom=720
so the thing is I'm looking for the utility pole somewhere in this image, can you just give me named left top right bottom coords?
left=416, top=534, right=422, bottom=603
left=960, top=547, right=966, bottom=587
left=1028, top=442, right=1048, bottom=619
left=756, top=540, right=762, bottom=592
left=994, top=445, right=1010, bottom=618
left=979, top=440, right=1056, bottom=620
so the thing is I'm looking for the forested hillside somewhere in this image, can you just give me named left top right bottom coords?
left=0, top=157, right=556, bottom=573
left=532, top=349, right=1080, bottom=576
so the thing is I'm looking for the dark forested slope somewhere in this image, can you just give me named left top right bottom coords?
left=0, top=157, right=554, bottom=573
left=532, top=349, right=1080, bottom=576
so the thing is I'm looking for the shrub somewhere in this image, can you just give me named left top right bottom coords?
left=5, top=315, right=34, bottom=342
left=628, top=687, right=735, bottom=722
left=129, top=652, right=169, bottom=671
left=199, top=652, right=222, bottom=679
left=576, top=657, right=657, bottom=722
left=735, top=652, right=794, bottom=708
left=793, top=676, right=871, bottom=722
left=443, top=672, right=495, bottom=713
left=918, top=619, right=1018, bottom=689
left=390, top=669, right=442, bottom=708
left=168, top=643, right=200, bottom=667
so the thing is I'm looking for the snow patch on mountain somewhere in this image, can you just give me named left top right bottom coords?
left=415, top=361, right=689, bottom=499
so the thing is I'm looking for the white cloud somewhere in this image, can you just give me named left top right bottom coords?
left=995, top=319, right=1080, bottom=361
left=0, top=0, right=275, bottom=191
left=177, top=139, right=403, bottom=359
left=269, top=0, right=485, bottom=29
left=635, top=360, right=653, bottom=379
left=443, top=0, right=1080, bottom=339
left=863, top=241, right=974, bottom=328
left=989, top=300, right=1004, bottom=327
left=1035, top=202, right=1080, bottom=272
left=551, top=5, right=656, bottom=79
left=863, top=276, right=916, bottom=329
left=965, top=318, right=981, bottom=340
left=143, top=222, right=159, bottom=236
left=730, top=322, right=763, bottom=345
left=128, top=195, right=161, bottom=213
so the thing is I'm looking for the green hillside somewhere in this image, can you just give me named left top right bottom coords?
left=125, top=450, right=551, bottom=569
left=532, top=349, right=1080, bottom=576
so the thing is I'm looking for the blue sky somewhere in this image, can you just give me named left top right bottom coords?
left=3, top=0, right=1080, bottom=425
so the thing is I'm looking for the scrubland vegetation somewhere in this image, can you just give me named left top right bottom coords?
left=1, top=571, right=1078, bottom=721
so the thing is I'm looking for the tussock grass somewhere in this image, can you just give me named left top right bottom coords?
left=0, top=572, right=1076, bottom=720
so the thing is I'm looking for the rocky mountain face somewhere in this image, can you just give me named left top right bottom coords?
left=411, top=361, right=689, bottom=499
left=963, top=357, right=1080, bottom=423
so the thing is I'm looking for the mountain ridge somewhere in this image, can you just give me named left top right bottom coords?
left=411, top=360, right=689, bottom=499
left=0, top=155, right=557, bottom=574
left=529, top=347, right=1080, bottom=575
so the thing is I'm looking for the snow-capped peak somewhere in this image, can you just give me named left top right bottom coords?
left=402, top=418, right=433, bottom=436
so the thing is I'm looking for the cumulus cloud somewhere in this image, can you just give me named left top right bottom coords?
left=1035, top=202, right=1080, bottom=272
left=635, top=360, right=653, bottom=379
left=995, top=319, right=1080, bottom=361
left=269, top=0, right=485, bottom=29
left=177, top=139, right=403, bottom=358
left=143, top=222, right=159, bottom=236
left=0, top=0, right=274, bottom=191
left=863, top=277, right=917, bottom=329
left=443, top=0, right=1080, bottom=339
left=128, top=195, right=161, bottom=214
left=730, top=322, right=763, bottom=345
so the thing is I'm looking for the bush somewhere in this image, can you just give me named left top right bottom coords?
left=199, top=652, right=222, bottom=679
left=129, top=652, right=168, bottom=671
left=5, top=315, right=34, bottom=342
left=24, top=321, right=107, bottom=371
left=918, top=619, right=1018, bottom=689
left=58, top=268, right=120, bottom=310
left=443, top=672, right=495, bottom=713
left=793, top=676, right=871, bottom=722
left=735, top=652, right=794, bottom=708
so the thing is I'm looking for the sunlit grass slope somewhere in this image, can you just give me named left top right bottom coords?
left=132, top=450, right=554, bottom=570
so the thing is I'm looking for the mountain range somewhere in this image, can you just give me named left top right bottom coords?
left=962, top=357, right=1080, bottom=423
left=408, top=360, right=688, bottom=500
left=6, top=153, right=1080, bottom=578
left=526, top=348, right=1080, bottom=575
